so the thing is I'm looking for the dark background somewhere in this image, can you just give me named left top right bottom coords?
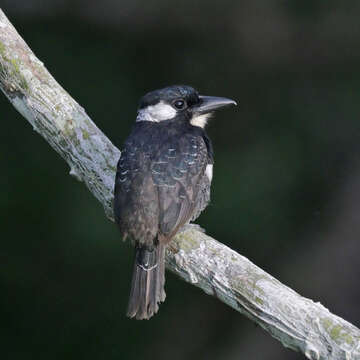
left=2, top=1, right=360, bottom=359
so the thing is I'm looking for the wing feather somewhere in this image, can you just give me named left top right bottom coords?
left=152, top=134, right=209, bottom=240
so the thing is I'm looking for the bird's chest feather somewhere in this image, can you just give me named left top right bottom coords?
left=117, top=122, right=209, bottom=188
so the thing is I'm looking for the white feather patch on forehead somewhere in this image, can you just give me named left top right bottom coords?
left=190, top=113, right=212, bottom=128
left=136, top=101, right=177, bottom=122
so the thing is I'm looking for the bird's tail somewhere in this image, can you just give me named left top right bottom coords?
left=126, top=243, right=166, bottom=320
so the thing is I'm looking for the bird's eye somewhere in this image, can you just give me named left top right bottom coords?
left=174, top=99, right=185, bottom=109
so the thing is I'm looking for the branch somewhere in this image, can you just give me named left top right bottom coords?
left=1, top=9, right=359, bottom=359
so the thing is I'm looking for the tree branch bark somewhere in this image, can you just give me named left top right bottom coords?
left=1, top=8, right=359, bottom=360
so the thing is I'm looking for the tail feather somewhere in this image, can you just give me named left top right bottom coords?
left=127, top=244, right=166, bottom=320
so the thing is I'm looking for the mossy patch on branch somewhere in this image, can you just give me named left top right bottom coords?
left=82, top=128, right=90, bottom=140
left=173, top=230, right=201, bottom=253
left=321, top=317, right=355, bottom=345
left=0, top=40, right=29, bottom=92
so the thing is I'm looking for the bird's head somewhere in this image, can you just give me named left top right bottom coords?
left=136, top=85, right=236, bottom=128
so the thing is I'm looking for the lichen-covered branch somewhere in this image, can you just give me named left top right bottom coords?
left=1, top=8, right=359, bottom=360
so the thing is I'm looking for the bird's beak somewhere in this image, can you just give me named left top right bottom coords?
left=193, top=95, right=237, bottom=114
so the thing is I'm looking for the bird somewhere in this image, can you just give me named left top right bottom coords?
left=114, top=85, right=236, bottom=320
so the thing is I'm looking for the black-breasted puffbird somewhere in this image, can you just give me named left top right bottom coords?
left=114, top=85, right=236, bottom=319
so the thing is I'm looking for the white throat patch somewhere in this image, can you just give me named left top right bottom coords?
left=190, top=113, right=211, bottom=128
left=136, top=101, right=177, bottom=122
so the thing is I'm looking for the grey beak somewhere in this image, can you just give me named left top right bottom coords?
left=193, top=95, right=237, bottom=114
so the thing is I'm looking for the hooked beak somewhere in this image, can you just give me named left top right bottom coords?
left=193, top=95, right=237, bottom=114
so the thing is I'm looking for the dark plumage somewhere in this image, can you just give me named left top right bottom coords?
left=114, top=85, right=236, bottom=319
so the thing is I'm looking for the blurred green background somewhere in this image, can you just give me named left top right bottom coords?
left=2, top=1, right=360, bottom=359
